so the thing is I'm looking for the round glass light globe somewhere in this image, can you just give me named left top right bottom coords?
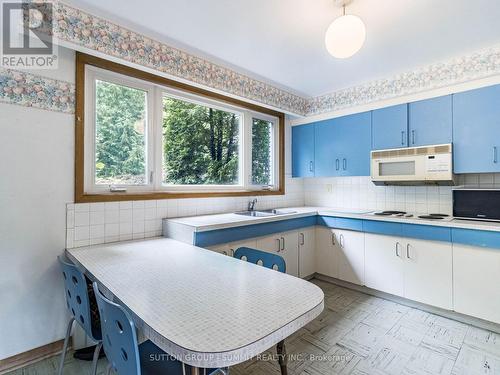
left=325, top=14, right=366, bottom=59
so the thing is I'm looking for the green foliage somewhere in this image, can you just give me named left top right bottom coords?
left=252, top=119, right=272, bottom=185
left=95, top=80, right=146, bottom=184
left=162, top=97, right=240, bottom=185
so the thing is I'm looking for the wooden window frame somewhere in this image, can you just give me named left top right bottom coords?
left=75, top=52, right=285, bottom=203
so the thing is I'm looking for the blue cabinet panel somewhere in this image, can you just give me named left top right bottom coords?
left=314, top=119, right=338, bottom=177
left=335, top=217, right=364, bottom=231
left=453, top=85, right=500, bottom=173
left=402, top=224, right=451, bottom=242
left=372, top=104, right=408, bottom=150
left=317, top=216, right=363, bottom=231
left=363, top=220, right=403, bottom=236
left=292, top=124, right=315, bottom=177
left=194, top=216, right=317, bottom=247
left=338, top=112, right=372, bottom=176
left=451, top=228, right=500, bottom=250
left=316, top=216, right=337, bottom=227
left=408, top=95, right=452, bottom=147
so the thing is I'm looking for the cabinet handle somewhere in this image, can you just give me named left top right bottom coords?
left=280, top=237, right=285, bottom=251
left=276, top=238, right=281, bottom=252
left=411, top=130, right=415, bottom=145
left=331, top=233, right=336, bottom=245
left=406, top=243, right=411, bottom=259
left=401, top=130, right=405, bottom=145
left=339, top=234, right=344, bottom=248
left=342, top=158, right=347, bottom=171
left=395, top=242, right=401, bottom=257
left=335, top=158, right=340, bottom=171
left=229, top=248, right=235, bottom=257
left=494, top=147, right=498, bottom=164
left=309, top=161, right=314, bottom=172
left=300, top=233, right=305, bottom=246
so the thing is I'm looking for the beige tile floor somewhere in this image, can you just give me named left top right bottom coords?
left=7, top=279, right=500, bottom=375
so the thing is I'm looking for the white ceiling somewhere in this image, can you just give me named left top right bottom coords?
left=66, top=0, right=500, bottom=97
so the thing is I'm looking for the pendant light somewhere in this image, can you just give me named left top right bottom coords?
left=325, top=0, right=366, bottom=59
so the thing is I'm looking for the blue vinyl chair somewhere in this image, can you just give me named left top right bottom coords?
left=92, top=282, right=226, bottom=375
left=57, top=255, right=102, bottom=375
left=233, top=247, right=286, bottom=273
left=233, top=247, right=288, bottom=375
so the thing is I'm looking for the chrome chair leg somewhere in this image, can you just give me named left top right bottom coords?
left=57, top=317, right=75, bottom=375
left=106, top=363, right=112, bottom=375
left=90, top=341, right=102, bottom=375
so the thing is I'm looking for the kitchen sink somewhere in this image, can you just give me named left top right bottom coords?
left=234, top=210, right=276, bottom=217
left=234, top=209, right=297, bottom=217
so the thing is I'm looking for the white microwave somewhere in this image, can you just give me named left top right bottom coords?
left=371, top=144, right=455, bottom=185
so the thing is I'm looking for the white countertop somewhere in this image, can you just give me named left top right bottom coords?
left=165, top=206, right=500, bottom=233
left=66, top=238, right=324, bottom=368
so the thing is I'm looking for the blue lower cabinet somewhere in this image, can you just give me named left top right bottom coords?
left=402, top=224, right=451, bottom=242
left=451, top=228, right=500, bottom=249
left=363, top=220, right=403, bottom=236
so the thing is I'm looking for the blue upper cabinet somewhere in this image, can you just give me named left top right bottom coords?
left=314, top=119, right=338, bottom=176
left=453, top=85, right=500, bottom=173
left=408, top=95, right=452, bottom=147
left=336, top=112, right=372, bottom=176
left=372, top=104, right=408, bottom=150
left=292, top=124, right=315, bottom=177
left=314, top=112, right=372, bottom=177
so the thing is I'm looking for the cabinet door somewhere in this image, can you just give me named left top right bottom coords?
left=256, top=232, right=298, bottom=277
left=206, top=244, right=231, bottom=256
left=338, top=112, right=372, bottom=176
left=292, top=124, right=315, bottom=177
left=337, top=230, right=365, bottom=285
left=372, top=104, right=408, bottom=150
left=453, top=85, right=500, bottom=173
left=364, top=233, right=404, bottom=297
left=314, top=227, right=339, bottom=278
left=298, top=228, right=316, bottom=278
left=403, top=239, right=452, bottom=310
left=408, top=95, right=452, bottom=147
left=227, top=239, right=257, bottom=257
left=281, top=231, right=299, bottom=277
left=453, top=244, right=500, bottom=324
left=314, top=119, right=341, bottom=177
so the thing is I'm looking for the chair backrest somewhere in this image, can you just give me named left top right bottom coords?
left=93, top=282, right=141, bottom=375
left=58, top=255, right=100, bottom=341
left=233, top=247, right=286, bottom=273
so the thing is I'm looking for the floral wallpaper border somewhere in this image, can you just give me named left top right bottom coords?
left=52, top=2, right=309, bottom=115
left=306, top=45, right=500, bottom=116
left=3, top=1, right=500, bottom=117
left=0, top=67, right=75, bottom=113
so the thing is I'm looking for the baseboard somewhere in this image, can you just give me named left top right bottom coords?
left=313, top=273, right=500, bottom=335
left=0, top=338, right=69, bottom=374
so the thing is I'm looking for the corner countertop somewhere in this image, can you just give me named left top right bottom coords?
left=165, top=206, right=500, bottom=233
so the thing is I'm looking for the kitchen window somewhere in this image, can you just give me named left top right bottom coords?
left=76, top=53, right=284, bottom=202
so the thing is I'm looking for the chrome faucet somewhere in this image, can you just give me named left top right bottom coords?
left=248, top=198, right=257, bottom=211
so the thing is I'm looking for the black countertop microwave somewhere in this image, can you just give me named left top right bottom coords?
left=453, top=189, right=500, bottom=221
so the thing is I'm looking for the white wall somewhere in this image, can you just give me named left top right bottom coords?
left=0, top=49, right=303, bottom=359
left=0, top=49, right=75, bottom=359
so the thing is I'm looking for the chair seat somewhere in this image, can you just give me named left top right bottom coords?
left=139, top=340, right=220, bottom=375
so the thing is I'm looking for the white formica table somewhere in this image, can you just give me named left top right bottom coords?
left=66, top=238, right=324, bottom=372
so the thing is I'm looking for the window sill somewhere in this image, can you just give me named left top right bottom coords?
left=75, top=188, right=285, bottom=203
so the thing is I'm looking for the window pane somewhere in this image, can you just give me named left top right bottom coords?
left=95, top=80, right=147, bottom=185
left=162, top=96, right=240, bottom=185
left=252, top=118, right=273, bottom=185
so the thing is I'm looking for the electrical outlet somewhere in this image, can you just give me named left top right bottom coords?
left=326, top=184, right=333, bottom=193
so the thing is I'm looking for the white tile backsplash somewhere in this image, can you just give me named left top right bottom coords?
left=304, top=174, right=500, bottom=215
left=65, top=176, right=305, bottom=248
